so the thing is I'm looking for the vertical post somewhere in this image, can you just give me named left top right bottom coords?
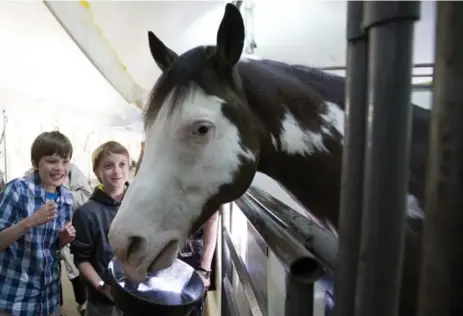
left=355, top=2, right=420, bottom=316
left=334, top=2, right=368, bottom=316
left=221, top=205, right=231, bottom=316
left=284, top=276, right=315, bottom=316
left=3, top=110, right=7, bottom=182
left=417, top=2, right=463, bottom=315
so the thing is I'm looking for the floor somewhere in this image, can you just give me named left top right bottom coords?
left=61, top=267, right=80, bottom=316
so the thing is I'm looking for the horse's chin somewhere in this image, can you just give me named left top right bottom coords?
left=120, top=265, right=148, bottom=284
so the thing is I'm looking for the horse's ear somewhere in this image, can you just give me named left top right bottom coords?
left=215, top=3, right=245, bottom=68
left=148, top=31, right=179, bottom=72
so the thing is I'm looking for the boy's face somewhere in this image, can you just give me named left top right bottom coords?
left=36, top=153, right=71, bottom=190
left=97, top=153, right=129, bottom=191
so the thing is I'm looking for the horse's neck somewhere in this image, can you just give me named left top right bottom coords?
left=238, top=59, right=345, bottom=227
left=258, top=139, right=343, bottom=229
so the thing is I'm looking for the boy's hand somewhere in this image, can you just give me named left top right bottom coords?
left=59, top=221, right=76, bottom=246
left=100, top=284, right=115, bottom=302
left=28, top=201, right=57, bottom=227
left=196, top=269, right=211, bottom=289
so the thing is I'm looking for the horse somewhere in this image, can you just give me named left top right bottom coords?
left=108, top=4, right=428, bottom=316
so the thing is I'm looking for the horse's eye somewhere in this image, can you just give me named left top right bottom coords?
left=193, top=124, right=210, bottom=136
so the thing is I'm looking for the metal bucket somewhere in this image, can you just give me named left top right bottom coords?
left=109, top=257, right=205, bottom=316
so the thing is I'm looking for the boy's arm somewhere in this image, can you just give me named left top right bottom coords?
left=199, top=212, right=219, bottom=272
left=0, top=181, right=31, bottom=251
left=0, top=221, right=31, bottom=251
left=77, top=262, right=105, bottom=290
left=58, top=192, right=75, bottom=249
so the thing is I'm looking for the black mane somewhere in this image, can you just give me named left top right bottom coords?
left=144, top=46, right=214, bottom=128
left=144, top=47, right=350, bottom=130
left=257, top=58, right=346, bottom=107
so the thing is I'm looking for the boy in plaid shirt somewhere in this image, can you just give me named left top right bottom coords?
left=0, top=131, right=76, bottom=316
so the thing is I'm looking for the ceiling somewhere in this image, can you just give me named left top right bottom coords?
left=85, top=0, right=436, bottom=95
left=0, top=0, right=128, bottom=114
left=1, top=0, right=436, bottom=116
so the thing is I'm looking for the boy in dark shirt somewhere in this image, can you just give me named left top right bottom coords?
left=71, top=141, right=130, bottom=316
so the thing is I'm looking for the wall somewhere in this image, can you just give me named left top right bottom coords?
left=0, top=91, right=143, bottom=182
left=0, top=1, right=143, bottom=182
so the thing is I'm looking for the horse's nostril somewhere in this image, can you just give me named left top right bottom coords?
left=126, top=236, right=145, bottom=262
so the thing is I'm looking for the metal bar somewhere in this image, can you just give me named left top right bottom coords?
left=2, top=110, right=7, bottom=181
left=320, top=62, right=434, bottom=71
left=221, top=209, right=232, bottom=316
left=334, top=2, right=368, bottom=316
left=245, top=186, right=337, bottom=273
left=266, top=250, right=286, bottom=316
left=413, top=83, right=433, bottom=91
left=235, top=195, right=323, bottom=282
left=417, top=2, right=463, bottom=315
left=246, top=219, right=267, bottom=255
left=284, top=275, right=315, bottom=316
left=413, top=74, right=433, bottom=78
left=222, top=228, right=266, bottom=316
left=355, top=2, right=420, bottom=316
left=223, top=276, right=241, bottom=316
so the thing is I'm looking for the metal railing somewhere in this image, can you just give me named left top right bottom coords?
left=319, top=63, right=434, bottom=90
left=319, top=62, right=434, bottom=71
left=217, top=60, right=433, bottom=316
left=220, top=185, right=338, bottom=316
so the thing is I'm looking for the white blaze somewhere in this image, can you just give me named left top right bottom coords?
left=109, top=86, right=255, bottom=276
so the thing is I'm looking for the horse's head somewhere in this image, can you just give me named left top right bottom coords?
left=108, top=4, right=262, bottom=282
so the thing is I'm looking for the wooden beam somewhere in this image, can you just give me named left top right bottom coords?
left=43, top=0, right=147, bottom=109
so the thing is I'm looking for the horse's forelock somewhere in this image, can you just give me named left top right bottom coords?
left=143, top=46, right=220, bottom=130
left=143, top=80, right=193, bottom=130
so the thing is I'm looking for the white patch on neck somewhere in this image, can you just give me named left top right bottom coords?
left=278, top=107, right=328, bottom=156
left=407, top=194, right=425, bottom=219
left=270, top=134, right=278, bottom=150
left=240, top=53, right=263, bottom=63
left=320, top=101, right=345, bottom=138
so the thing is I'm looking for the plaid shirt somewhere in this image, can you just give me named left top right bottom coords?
left=0, top=172, right=73, bottom=316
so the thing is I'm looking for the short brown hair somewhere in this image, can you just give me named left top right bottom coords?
left=31, top=131, right=73, bottom=167
left=92, top=141, right=130, bottom=175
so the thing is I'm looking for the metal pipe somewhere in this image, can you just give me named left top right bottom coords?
left=413, top=83, right=433, bottom=91
left=220, top=208, right=232, bottom=316
left=320, top=62, right=434, bottom=71
left=417, top=2, right=463, bottom=315
left=355, top=2, right=420, bottom=316
left=284, top=274, right=315, bottom=316
left=334, top=2, right=368, bottom=316
left=2, top=110, right=7, bottom=182
left=222, top=277, right=241, bottom=316
left=222, top=228, right=265, bottom=316
left=412, top=74, right=433, bottom=78
left=235, top=195, right=323, bottom=283
left=246, top=186, right=337, bottom=273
